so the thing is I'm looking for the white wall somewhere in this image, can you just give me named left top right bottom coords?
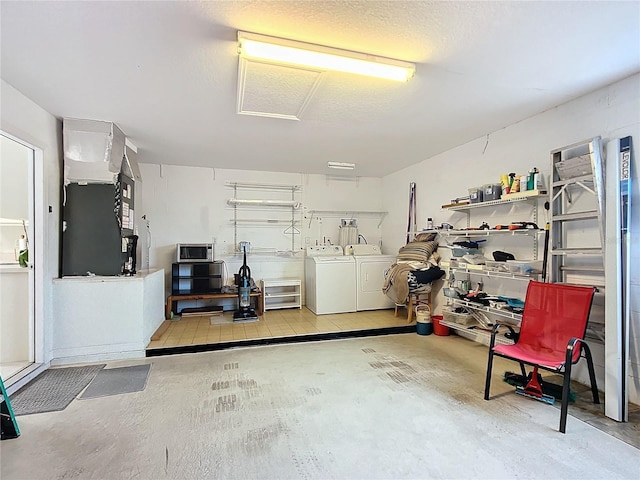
left=1, top=79, right=62, bottom=366
left=3, top=70, right=638, bottom=404
left=382, top=73, right=640, bottom=404
left=138, top=165, right=385, bottom=303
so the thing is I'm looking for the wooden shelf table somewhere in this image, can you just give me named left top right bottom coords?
left=165, top=290, right=263, bottom=319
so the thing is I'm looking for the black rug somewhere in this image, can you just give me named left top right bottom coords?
left=10, top=365, right=106, bottom=415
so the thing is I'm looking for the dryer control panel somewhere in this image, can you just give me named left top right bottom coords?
left=305, top=245, right=344, bottom=257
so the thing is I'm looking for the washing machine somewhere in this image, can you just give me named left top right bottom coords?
left=304, top=245, right=356, bottom=315
left=347, top=244, right=396, bottom=311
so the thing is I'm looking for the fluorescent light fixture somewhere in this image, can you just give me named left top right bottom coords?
left=327, top=162, right=356, bottom=170
left=238, top=31, right=415, bottom=82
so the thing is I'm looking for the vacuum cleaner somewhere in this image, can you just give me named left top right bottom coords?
left=233, top=246, right=258, bottom=322
left=503, top=369, right=576, bottom=404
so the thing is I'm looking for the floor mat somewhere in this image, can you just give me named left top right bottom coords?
left=10, top=365, right=106, bottom=416
left=79, top=364, right=151, bottom=399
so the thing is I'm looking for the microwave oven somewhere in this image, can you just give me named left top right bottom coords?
left=176, top=243, right=214, bottom=263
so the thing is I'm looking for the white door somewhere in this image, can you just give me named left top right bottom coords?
left=0, top=134, right=36, bottom=382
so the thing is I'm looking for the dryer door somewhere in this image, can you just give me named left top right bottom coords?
left=357, top=259, right=395, bottom=310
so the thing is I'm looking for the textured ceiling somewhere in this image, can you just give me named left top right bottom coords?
left=1, top=1, right=639, bottom=178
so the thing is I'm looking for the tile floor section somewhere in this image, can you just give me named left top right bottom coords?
left=147, top=307, right=412, bottom=349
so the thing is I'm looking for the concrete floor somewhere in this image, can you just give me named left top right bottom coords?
left=3, top=333, right=639, bottom=479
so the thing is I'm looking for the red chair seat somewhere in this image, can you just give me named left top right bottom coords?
left=493, top=344, right=564, bottom=370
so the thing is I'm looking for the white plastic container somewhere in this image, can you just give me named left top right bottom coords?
left=443, top=307, right=475, bottom=325
left=506, top=260, right=543, bottom=275
left=484, top=260, right=510, bottom=272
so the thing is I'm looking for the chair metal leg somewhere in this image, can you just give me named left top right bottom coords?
left=484, top=350, right=495, bottom=400
left=519, top=362, right=527, bottom=377
left=560, top=339, right=581, bottom=433
left=559, top=363, right=572, bottom=433
left=484, top=324, right=502, bottom=401
left=581, top=341, right=600, bottom=404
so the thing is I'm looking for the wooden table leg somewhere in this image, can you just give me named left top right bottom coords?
left=165, top=296, right=173, bottom=320
left=407, top=295, right=414, bottom=323
left=256, top=292, right=263, bottom=316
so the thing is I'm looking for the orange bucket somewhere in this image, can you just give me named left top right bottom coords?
left=432, top=315, right=450, bottom=336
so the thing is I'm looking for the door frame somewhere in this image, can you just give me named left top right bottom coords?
left=1, top=130, right=45, bottom=380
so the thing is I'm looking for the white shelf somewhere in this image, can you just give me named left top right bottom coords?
left=261, top=278, right=301, bottom=311
left=440, top=320, right=516, bottom=347
left=439, top=189, right=537, bottom=349
left=425, top=228, right=543, bottom=238
left=227, top=182, right=303, bottom=253
left=445, top=265, right=537, bottom=281
left=442, top=191, right=547, bottom=212
left=226, top=182, right=301, bottom=192
left=451, top=298, right=522, bottom=323
left=306, top=210, right=387, bottom=228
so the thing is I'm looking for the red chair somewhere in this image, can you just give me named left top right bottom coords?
left=483, top=281, right=599, bottom=433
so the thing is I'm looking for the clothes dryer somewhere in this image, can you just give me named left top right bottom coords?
left=304, top=246, right=356, bottom=315
left=346, top=245, right=396, bottom=311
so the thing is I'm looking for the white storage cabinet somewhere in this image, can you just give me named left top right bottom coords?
left=261, top=278, right=302, bottom=311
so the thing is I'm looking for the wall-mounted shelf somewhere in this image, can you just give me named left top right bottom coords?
left=227, top=198, right=301, bottom=208
left=230, top=219, right=301, bottom=227
left=0, top=218, right=28, bottom=227
left=226, top=182, right=302, bottom=192
left=445, top=264, right=538, bottom=281
left=440, top=191, right=545, bottom=256
left=442, top=191, right=547, bottom=212
left=227, top=182, right=302, bottom=252
left=420, top=228, right=543, bottom=238
left=451, top=298, right=523, bottom=323
left=439, top=188, right=537, bottom=349
left=439, top=320, right=515, bottom=347
left=306, top=210, right=388, bottom=228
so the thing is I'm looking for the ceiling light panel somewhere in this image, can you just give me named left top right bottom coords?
left=237, top=59, right=322, bottom=120
left=238, top=31, right=415, bottom=82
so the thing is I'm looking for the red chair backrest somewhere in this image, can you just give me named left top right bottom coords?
left=518, top=281, right=595, bottom=362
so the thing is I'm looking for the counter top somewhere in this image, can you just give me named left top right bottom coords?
left=0, top=264, right=29, bottom=273
left=54, top=268, right=162, bottom=283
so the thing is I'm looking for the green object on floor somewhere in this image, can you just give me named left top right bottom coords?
left=1, top=376, right=20, bottom=440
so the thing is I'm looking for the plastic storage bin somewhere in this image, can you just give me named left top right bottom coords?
left=484, top=260, right=510, bottom=272
left=483, top=183, right=502, bottom=201
left=468, top=187, right=483, bottom=203
left=506, top=260, right=543, bottom=275
left=443, top=307, right=475, bottom=325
